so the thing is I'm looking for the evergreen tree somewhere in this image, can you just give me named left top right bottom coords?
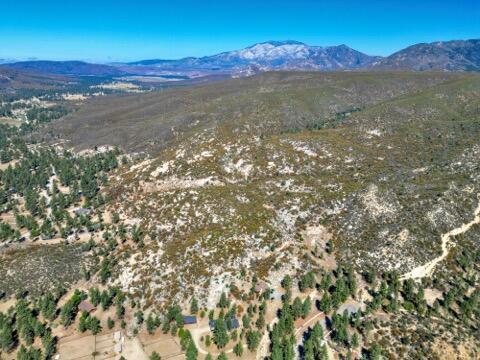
left=190, top=297, right=199, bottom=314
left=150, top=352, right=161, bottom=360
left=302, top=297, right=312, bottom=319
left=233, top=342, right=243, bottom=357
left=213, top=315, right=229, bottom=348
left=246, top=330, right=260, bottom=351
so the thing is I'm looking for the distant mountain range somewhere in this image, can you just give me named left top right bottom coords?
left=1, top=39, right=479, bottom=79
left=127, top=40, right=381, bottom=71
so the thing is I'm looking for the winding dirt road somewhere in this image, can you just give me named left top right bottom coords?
left=401, top=196, right=480, bottom=280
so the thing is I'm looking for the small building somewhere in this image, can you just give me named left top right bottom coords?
left=75, top=208, right=92, bottom=216
left=113, top=331, right=122, bottom=341
left=183, top=316, right=197, bottom=325
left=209, top=317, right=240, bottom=331
left=255, top=281, right=269, bottom=293
left=78, top=300, right=96, bottom=313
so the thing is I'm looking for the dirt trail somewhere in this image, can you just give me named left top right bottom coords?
left=190, top=326, right=233, bottom=356
left=294, top=311, right=324, bottom=337
left=401, top=196, right=480, bottom=280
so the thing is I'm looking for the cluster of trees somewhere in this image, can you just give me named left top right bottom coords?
left=0, top=104, right=13, bottom=117
left=78, top=312, right=101, bottom=335
left=270, top=301, right=295, bottom=359
left=0, top=145, right=120, bottom=244
left=178, top=328, right=198, bottom=360
left=60, top=290, right=86, bottom=327
left=0, top=103, right=119, bottom=244
left=161, top=305, right=185, bottom=335
left=0, top=101, right=70, bottom=164
left=26, top=106, right=68, bottom=125
left=269, top=275, right=303, bottom=360
left=212, top=306, right=243, bottom=348
left=318, top=266, right=357, bottom=313
left=302, top=323, right=328, bottom=360
left=0, top=283, right=135, bottom=359
left=0, top=296, right=59, bottom=359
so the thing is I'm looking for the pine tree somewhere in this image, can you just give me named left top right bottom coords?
left=233, top=342, right=243, bottom=357
left=0, top=322, right=15, bottom=351
left=150, top=352, right=161, bottom=360
left=88, top=316, right=102, bottom=335
left=213, top=315, right=229, bottom=348
left=302, top=297, right=312, bottom=319
left=190, top=297, right=199, bottom=314
left=107, top=317, right=115, bottom=330
left=42, top=329, right=57, bottom=359
left=351, top=332, right=359, bottom=348
left=218, top=293, right=229, bottom=309
left=246, top=330, right=260, bottom=351
left=292, top=297, right=303, bottom=319
left=186, top=342, right=198, bottom=360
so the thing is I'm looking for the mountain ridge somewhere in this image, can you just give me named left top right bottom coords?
left=1, top=39, right=479, bottom=79
left=372, top=38, right=480, bottom=71
left=127, top=40, right=382, bottom=71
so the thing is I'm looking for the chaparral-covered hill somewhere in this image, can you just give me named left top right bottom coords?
left=40, top=71, right=480, bottom=309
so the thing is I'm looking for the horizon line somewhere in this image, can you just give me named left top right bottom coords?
left=1, top=37, right=478, bottom=64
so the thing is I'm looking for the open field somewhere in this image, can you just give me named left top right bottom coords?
left=56, top=331, right=133, bottom=360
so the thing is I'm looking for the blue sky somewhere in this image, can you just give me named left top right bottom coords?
left=1, top=0, right=479, bottom=62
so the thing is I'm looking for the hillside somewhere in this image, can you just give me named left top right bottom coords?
left=372, top=39, right=480, bottom=71
left=106, top=72, right=479, bottom=286
left=42, top=71, right=480, bottom=299
left=0, top=67, right=70, bottom=90
left=1, top=70, right=480, bottom=359
left=44, top=71, right=462, bottom=154
left=0, top=60, right=127, bottom=77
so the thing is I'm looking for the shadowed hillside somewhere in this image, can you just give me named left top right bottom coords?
left=0, top=67, right=70, bottom=90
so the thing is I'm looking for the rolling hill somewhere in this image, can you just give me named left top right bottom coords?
left=42, top=72, right=480, bottom=297
left=43, top=71, right=461, bottom=154
left=0, top=60, right=127, bottom=77
left=372, top=39, right=480, bottom=71
left=0, top=67, right=71, bottom=89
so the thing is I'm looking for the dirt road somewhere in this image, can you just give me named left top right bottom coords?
left=401, top=196, right=480, bottom=280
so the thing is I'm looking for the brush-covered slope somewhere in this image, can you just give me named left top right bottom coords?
left=0, top=67, right=70, bottom=89
left=372, top=39, right=480, bottom=71
left=45, top=71, right=462, bottom=154
left=45, top=71, right=480, bottom=305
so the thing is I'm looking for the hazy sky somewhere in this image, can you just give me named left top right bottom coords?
left=1, top=0, right=479, bottom=62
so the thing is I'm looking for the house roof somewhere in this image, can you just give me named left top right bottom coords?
left=78, top=300, right=96, bottom=313
left=209, top=317, right=240, bottom=330
left=183, top=315, right=197, bottom=324
left=75, top=208, right=92, bottom=215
